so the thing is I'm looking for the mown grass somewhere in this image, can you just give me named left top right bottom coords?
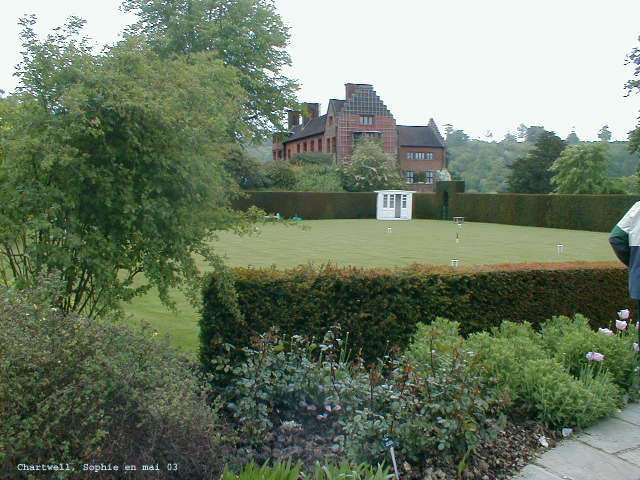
left=123, top=219, right=618, bottom=356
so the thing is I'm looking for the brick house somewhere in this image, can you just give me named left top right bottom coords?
left=272, top=83, right=448, bottom=192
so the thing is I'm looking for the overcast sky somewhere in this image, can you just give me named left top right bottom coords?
left=2, top=0, right=640, bottom=141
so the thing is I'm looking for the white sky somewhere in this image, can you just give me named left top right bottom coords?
left=2, top=0, right=640, bottom=141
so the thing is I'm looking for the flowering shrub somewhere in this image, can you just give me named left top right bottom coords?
left=465, top=320, right=623, bottom=428
left=540, top=314, right=638, bottom=394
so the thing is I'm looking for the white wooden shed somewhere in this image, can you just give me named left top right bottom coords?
left=375, top=190, right=416, bottom=220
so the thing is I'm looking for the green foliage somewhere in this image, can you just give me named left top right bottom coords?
left=452, top=191, right=640, bottom=232
left=264, top=160, right=298, bottom=189
left=222, top=460, right=392, bottom=480
left=290, top=152, right=334, bottom=166
left=565, top=130, right=580, bottom=145
left=200, top=263, right=629, bottom=368
left=122, top=0, right=298, bottom=139
left=540, top=314, right=638, bottom=393
left=0, top=275, right=224, bottom=479
left=466, top=320, right=624, bottom=429
left=445, top=129, right=470, bottom=147
left=1, top=17, right=264, bottom=316
left=525, top=126, right=546, bottom=143
left=339, top=137, right=404, bottom=192
left=222, top=460, right=302, bottom=480
left=507, top=130, right=566, bottom=193
left=550, top=143, right=613, bottom=194
left=626, top=35, right=640, bottom=154
left=225, top=147, right=270, bottom=189
left=293, top=164, right=344, bottom=192
left=598, top=125, right=613, bottom=142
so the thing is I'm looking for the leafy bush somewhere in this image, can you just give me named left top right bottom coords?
left=540, top=314, right=638, bottom=393
left=215, top=324, right=507, bottom=473
left=264, top=160, right=298, bottom=189
left=290, top=152, right=334, bottom=166
left=293, top=164, right=344, bottom=192
left=0, top=276, right=224, bottom=479
left=466, top=320, right=624, bottom=429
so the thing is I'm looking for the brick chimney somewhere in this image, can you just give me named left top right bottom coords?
left=302, top=102, right=319, bottom=124
left=345, top=83, right=358, bottom=100
left=287, top=110, right=300, bottom=130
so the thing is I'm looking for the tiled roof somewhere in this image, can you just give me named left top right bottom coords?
left=284, top=114, right=327, bottom=143
left=397, top=125, right=445, bottom=148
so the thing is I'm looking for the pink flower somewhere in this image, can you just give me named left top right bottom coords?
left=598, top=328, right=614, bottom=336
left=634, top=343, right=640, bottom=352
left=586, top=352, right=605, bottom=361
left=618, top=309, right=631, bottom=320
left=616, top=319, right=628, bottom=331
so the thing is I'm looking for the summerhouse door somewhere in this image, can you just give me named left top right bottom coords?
left=394, top=194, right=401, bottom=218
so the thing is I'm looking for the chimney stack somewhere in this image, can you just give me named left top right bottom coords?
left=287, top=110, right=301, bottom=130
left=302, top=102, right=320, bottom=124
left=345, top=83, right=358, bottom=100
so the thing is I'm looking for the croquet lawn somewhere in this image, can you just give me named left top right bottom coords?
left=123, top=219, right=618, bottom=357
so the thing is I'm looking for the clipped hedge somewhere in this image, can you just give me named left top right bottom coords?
left=200, top=262, right=630, bottom=367
left=452, top=193, right=640, bottom=232
left=231, top=191, right=376, bottom=219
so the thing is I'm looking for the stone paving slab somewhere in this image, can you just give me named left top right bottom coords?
left=534, top=440, right=640, bottom=480
left=575, top=417, right=640, bottom=453
left=614, top=403, right=640, bottom=426
left=619, top=447, right=640, bottom=468
left=512, top=464, right=562, bottom=480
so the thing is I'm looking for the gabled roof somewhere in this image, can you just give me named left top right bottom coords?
left=327, top=99, right=345, bottom=115
left=397, top=125, right=445, bottom=148
left=284, top=114, right=327, bottom=143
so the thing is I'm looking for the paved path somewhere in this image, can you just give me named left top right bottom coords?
left=514, top=402, right=640, bottom=480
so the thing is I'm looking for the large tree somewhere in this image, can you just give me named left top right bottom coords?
left=598, top=124, right=612, bottom=142
left=0, top=16, right=262, bottom=316
left=549, top=143, right=612, bottom=194
left=338, top=137, right=404, bottom=192
left=121, top=0, right=298, bottom=139
left=506, top=130, right=566, bottom=193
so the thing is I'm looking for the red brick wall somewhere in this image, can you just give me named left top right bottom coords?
left=284, top=134, right=325, bottom=159
left=336, top=114, right=397, bottom=164
left=398, top=147, right=445, bottom=171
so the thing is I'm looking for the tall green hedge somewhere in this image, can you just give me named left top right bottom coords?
left=232, top=191, right=376, bottom=219
left=452, top=193, right=640, bottom=232
left=231, top=189, right=640, bottom=232
left=200, top=262, right=629, bottom=368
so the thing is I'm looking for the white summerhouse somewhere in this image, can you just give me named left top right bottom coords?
left=375, top=190, right=416, bottom=220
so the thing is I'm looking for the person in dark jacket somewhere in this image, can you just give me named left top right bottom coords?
left=609, top=201, right=640, bottom=347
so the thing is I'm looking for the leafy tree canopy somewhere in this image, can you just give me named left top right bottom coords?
left=0, top=16, right=263, bottom=316
left=525, top=125, right=545, bottom=143
left=549, top=143, right=613, bottom=194
left=445, top=129, right=470, bottom=147
left=338, top=137, right=404, bottom=192
left=121, top=0, right=298, bottom=140
left=598, top=124, right=612, bottom=142
left=565, top=130, right=580, bottom=145
left=506, top=130, right=566, bottom=193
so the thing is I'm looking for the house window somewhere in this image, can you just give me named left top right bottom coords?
left=318, top=139, right=322, bottom=152
left=389, top=194, right=395, bottom=208
left=297, top=144, right=300, bottom=153
left=360, top=115, right=374, bottom=125
left=310, top=141, right=314, bottom=152
left=404, top=171, right=415, bottom=183
left=426, top=152, right=433, bottom=160
left=303, top=142, right=307, bottom=152
left=426, top=171, right=434, bottom=184
left=402, top=195, right=407, bottom=209
left=406, top=152, right=413, bottom=160
left=383, top=194, right=388, bottom=208
left=327, top=138, right=331, bottom=152
left=415, top=152, right=425, bottom=160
